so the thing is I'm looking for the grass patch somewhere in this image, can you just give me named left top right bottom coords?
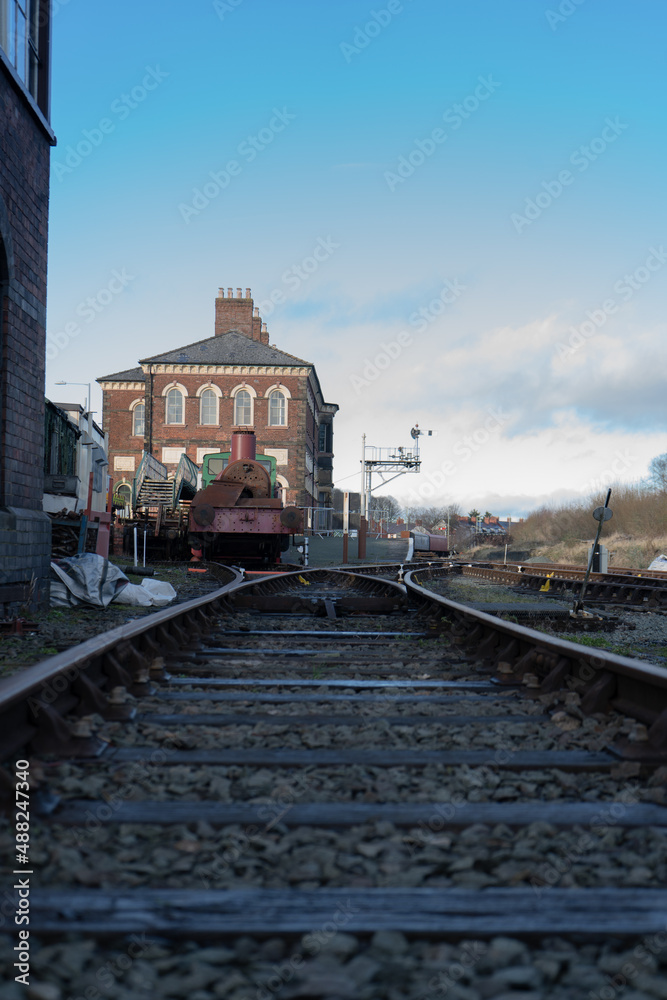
left=555, top=632, right=636, bottom=657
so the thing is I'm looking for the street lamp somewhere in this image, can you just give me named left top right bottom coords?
left=55, top=380, right=92, bottom=414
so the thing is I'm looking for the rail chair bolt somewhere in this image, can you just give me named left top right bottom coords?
left=522, top=673, right=540, bottom=689
left=150, top=656, right=166, bottom=675
left=108, top=686, right=129, bottom=705
left=497, top=661, right=515, bottom=674
left=70, top=718, right=94, bottom=738
left=135, top=668, right=150, bottom=684
left=628, top=722, right=649, bottom=743
left=564, top=692, right=581, bottom=707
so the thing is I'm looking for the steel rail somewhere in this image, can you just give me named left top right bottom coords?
left=0, top=564, right=244, bottom=769
left=0, top=566, right=405, bottom=774
left=405, top=565, right=667, bottom=762
left=458, top=564, right=667, bottom=607
left=488, top=559, right=667, bottom=580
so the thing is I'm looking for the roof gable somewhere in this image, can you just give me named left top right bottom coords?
left=97, top=366, right=145, bottom=383
left=139, top=331, right=312, bottom=368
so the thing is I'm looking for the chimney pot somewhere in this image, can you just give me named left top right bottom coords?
left=246, top=287, right=251, bottom=298
left=218, top=287, right=224, bottom=298
left=237, top=287, right=242, bottom=298
left=227, top=287, right=233, bottom=298
left=262, top=322, right=267, bottom=332
left=254, top=307, right=259, bottom=316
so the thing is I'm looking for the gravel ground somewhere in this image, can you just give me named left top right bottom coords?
left=2, top=931, right=667, bottom=999
left=27, top=756, right=667, bottom=806
left=9, top=817, right=667, bottom=891
left=3, top=576, right=667, bottom=999
left=0, top=564, right=226, bottom=678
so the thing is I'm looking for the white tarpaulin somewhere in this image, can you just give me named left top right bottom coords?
left=648, top=554, right=667, bottom=571
left=113, top=579, right=177, bottom=606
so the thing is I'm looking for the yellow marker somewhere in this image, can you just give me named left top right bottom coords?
left=539, top=571, right=554, bottom=593
left=298, top=575, right=311, bottom=585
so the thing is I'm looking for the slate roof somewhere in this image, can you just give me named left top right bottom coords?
left=97, top=366, right=145, bottom=383
left=139, top=331, right=313, bottom=367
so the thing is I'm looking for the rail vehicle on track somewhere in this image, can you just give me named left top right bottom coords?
left=119, top=433, right=301, bottom=563
left=410, top=530, right=452, bottom=557
left=188, top=429, right=303, bottom=563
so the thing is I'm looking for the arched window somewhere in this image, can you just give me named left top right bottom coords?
left=165, top=388, right=184, bottom=424
left=116, top=483, right=132, bottom=505
left=132, top=402, right=145, bottom=436
left=234, top=390, right=252, bottom=426
left=200, top=389, right=217, bottom=425
left=268, top=390, right=286, bottom=426
left=275, top=476, right=289, bottom=505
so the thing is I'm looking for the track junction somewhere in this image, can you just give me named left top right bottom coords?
left=1, top=560, right=667, bottom=996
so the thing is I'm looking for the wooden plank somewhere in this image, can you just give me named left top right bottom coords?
left=137, top=712, right=548, bottom=727
left=167, top=678, right=497, bottom=689
left=108, top=747, right=615, bottom=769
left=210, top=630, right=429, bottom=638
left=231, top=596, right=401, bottom=612
left=173, top=651, right=446, bottom=661
left=23, top=888, right=667, bottom=936
left=156, top=692, right=502, bottom=704
left=52, top=799, right=667, bottom=829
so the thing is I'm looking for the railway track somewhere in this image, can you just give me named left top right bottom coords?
left=1, top=565, right=667, bottom=997
left=463, top=562, right=667, bottom=609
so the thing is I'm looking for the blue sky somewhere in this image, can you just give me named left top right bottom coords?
left=45, top=0, right=667, bottom=516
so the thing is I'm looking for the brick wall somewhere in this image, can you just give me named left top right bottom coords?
left=103, top=372, right=314, bottom=506
left=0, top=64, right=54, bottom=608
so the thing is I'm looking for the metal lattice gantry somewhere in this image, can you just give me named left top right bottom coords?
left=360, top=425, right=432, bottom=517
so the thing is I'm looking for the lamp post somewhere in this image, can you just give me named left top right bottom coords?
left=55, top=380, right=92, bottom=416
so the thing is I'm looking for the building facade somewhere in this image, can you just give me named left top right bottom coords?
left=0, top=1, right=54, bottom=608
left=98, top=288, right=338, bottom=514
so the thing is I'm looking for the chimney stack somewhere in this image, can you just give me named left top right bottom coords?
left=215, top=285, right=260, bottom=339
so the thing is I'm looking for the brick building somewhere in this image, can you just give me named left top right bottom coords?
left=0, top=3, right=54, bottom=608
left=98, top=288, right=338, bottom=513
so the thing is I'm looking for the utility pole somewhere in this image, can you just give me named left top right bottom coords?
left=360, top=433, right=366, bottom=518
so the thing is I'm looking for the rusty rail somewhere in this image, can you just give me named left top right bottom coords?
left=405, top=565, right=667, bottom=763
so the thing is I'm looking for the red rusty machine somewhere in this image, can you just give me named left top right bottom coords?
left=188, top=430, right=302, bottom=563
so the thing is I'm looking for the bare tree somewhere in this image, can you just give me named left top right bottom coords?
left=369, top=494, right=402, bottom=522
left=648, top=453, right=667, bottom=493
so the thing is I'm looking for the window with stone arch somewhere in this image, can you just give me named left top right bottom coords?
left=234, top=389, right=252, bottom=426
left=131, top=400, right=145, bottom=436
left=268, top=390, right=286, bottom=426
left=199, top=388, right=218, bottom=425
left=115, top=483, right=132, bottom=506
left=275, top=475, right=289, bottom=505
left=165, top=387, right=184, bottom=424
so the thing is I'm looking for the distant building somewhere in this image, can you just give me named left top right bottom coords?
left=0, top=4, right=54, bottom=608
left=98, top=288, right=338, bottom=514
